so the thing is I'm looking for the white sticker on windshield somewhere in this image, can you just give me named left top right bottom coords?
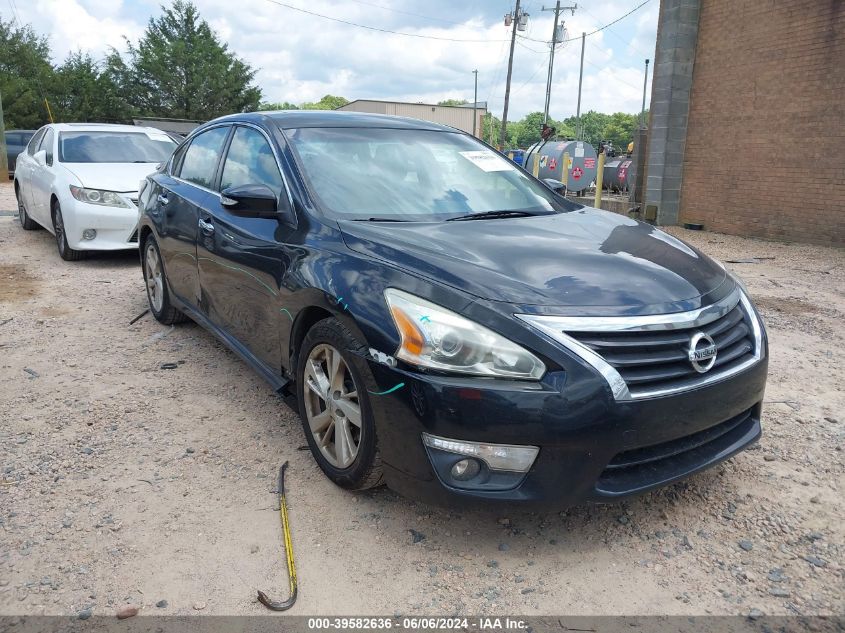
left=145, top=130, right=172, bottom=143
left=459, top=150, right=514, bottom=172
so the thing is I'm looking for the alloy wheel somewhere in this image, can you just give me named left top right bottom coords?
left=53, top=207, right=65, bottom=255
left=144, top=243, right=164, bottom=313
left=303, top=343, right=363, bottom=469
left=17, top=191, right=25, bottom=224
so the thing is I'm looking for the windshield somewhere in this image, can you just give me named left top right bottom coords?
left=285, top=127, right=574, bottom=221
left=58, top=131, right=177, bottom=164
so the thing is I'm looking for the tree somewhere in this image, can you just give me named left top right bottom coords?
left=480, top=112, right=502, bottom=147
left=561, top=110, right=639, bottom=152
left=437, top=98, right=468, bottom=106
left=118, top=0, right=261, bottom=120
left=298, top=95, right=349, bottom=110
left=0, top=17, right=53, bottom=128
left=51, top=52, right=130, bottom=123
left=258, top=101, right=299, bottom=111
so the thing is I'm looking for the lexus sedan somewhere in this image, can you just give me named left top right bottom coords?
left=14, top=123, right=177, bottom=260
left=137, top=111, right=768, bottom=507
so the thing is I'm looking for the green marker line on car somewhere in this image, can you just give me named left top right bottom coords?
left=368, top=382, right=405, bottom=396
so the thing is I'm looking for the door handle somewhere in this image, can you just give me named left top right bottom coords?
left=198, top=218, right=215, bottom=235
left=157, top=193, right=169, bottom=205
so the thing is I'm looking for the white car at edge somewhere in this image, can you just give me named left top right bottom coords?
left=13, top=123, right=178, bottom=261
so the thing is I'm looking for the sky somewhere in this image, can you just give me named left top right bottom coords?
left=5, top=0, right=659, bottom=121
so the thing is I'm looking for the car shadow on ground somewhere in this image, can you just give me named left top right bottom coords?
left=16, top=219, right=141, bottom=269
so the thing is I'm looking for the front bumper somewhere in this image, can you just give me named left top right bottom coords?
left=362, top=354, right=767, bottom=509
left=63, top=197, right=140, bottom=251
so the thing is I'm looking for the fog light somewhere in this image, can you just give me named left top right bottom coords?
left=82, top=229, right=97, bottom=240
left=450, top=458, right=481, bottom=481
left=422, top=433, right=539, bottom=472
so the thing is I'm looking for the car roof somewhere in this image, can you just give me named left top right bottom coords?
left=206, top=110, right=458, bottom=132
left=47, top=123, right=168, bottom=134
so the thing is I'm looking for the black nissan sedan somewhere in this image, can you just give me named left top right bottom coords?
left=137, top=111, right=767, bottom=507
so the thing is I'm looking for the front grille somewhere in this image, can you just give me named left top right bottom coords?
left=597, top=407, right=758, bottom=494
left=128, top=229, right=138, bottom=243
left=569, top=304, right=755, bottom=398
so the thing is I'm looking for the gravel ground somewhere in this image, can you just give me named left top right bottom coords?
left=0, top=181, right=842, bottom=618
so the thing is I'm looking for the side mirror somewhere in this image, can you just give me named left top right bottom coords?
left=543, top=178, right=567, bottom=197
left=220, top=184, right=280, bottom=219
left=34, top=150, right=47, bottom=166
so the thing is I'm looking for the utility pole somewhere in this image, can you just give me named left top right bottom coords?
left=542, top=2, right=576, bottom=124
left=0, top=90, right=8, bottom=181
left=472, top=69, right=479, bottom=137
left=575, top=32, right=585, bottom=139
left=500, top=1, right=528, bottom=149
left=640, top=58, right=650, bottom=128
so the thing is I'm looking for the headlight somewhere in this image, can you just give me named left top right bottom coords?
left=383, top=288, right=545, bottom=380
left=69, top=186, right=132, bottom=208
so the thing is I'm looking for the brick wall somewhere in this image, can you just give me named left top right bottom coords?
left=679, top=0, right=845, bottom=246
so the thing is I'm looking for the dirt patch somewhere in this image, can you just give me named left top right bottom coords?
left=0, top=182, right=843, bottom=618
left=0, top=264, right=39, bottom=303
left=754, top=295, right=821, bottom=317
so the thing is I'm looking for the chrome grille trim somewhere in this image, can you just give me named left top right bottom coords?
left=516, top=289, right=765, bottom=401
left=528, top=287, right=741, bottom=332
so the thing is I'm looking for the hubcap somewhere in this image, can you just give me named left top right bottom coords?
left=17, top=192, right=25, bottom=223
left=54, top=208, right=65, bottom=253
left=303, top=344, right=362, bottom=469
left=144, top=243, right=164, bottom=313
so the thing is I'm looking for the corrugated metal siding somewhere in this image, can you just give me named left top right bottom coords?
left=338, top=100, right=485, bottom=136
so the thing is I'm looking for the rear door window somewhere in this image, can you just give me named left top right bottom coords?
left=177, top=126, right=230, bottom=190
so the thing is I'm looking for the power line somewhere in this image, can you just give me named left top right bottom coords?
left=578, top=3, right=652, bottom=58
left=261, top=0, right=651, bottom=47
left=520, top=0, right=653, bottom=44
left=511, top=56, right=549, bottom=95
left=261, top=0, right=511, bottom=43
left=341, top=0, right=467, bottom=26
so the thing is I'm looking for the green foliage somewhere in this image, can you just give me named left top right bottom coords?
left=0, top=17, right=53, bottom=128
left=258, top=101, right=300, bottom=111
left=299, top=95, right=349, bottom=110
left=562, top=110, right=643, bottom=152
left=51, top=52, right=129, bottom=122
left=117, top=0, right=261, bottom=119
left=437, top=98, right=469, bottom=106
left=259, top=94, right=349, bottom=111
left=480, top=112, right=502, bottom=147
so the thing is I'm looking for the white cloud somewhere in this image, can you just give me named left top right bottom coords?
left=10, top=0, right=658, bottom=119
left=29, top=0, right=143, bottom=59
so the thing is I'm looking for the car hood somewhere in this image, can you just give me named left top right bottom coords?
left=338, top=208, right=729, bottom=313
left=61, top=162, right=161, bottom=193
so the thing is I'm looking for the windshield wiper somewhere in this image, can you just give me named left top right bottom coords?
left=446, top=210, right=544, bottom=222
left=351, top=217, right=412, bottom=222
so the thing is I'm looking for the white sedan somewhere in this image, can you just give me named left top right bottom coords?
left=13, top=123, right=178, bottom=261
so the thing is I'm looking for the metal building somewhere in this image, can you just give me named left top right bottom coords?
left=132, top=118, right=202, bottom=136
left=337, top=100, right=487, bottom=138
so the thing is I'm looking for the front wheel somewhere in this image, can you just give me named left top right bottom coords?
left=142, top=236, right=188, bottom=325
left=296, top=318, right=384, bottom=490
left=52, top=201, right=85, bottom=261
left=16, top=185, right=38, bottom=230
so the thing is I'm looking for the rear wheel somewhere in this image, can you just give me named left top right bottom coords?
left=297, top=319, right=383, bottom=490
left=142, top=235, right=188, bottom=325
left=16, top=184, right=38, bottom=230
left=52, top=201, right=85, bottom=261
